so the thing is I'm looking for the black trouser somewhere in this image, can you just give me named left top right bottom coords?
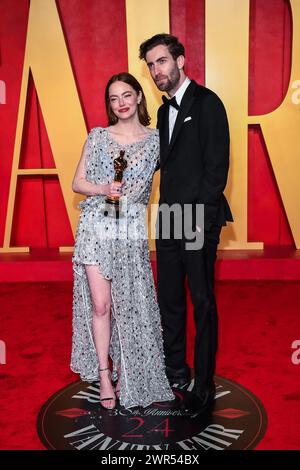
left=156, top=225, right=221, bottom=393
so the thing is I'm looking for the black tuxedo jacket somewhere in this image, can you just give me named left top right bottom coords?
left=157, top=80, right=233, bottom=231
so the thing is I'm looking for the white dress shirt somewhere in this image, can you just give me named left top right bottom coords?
left=168, top=77, right=191, bottom=142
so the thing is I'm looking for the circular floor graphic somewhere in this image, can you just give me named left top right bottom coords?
left=37, top=376, right=267, bottom=450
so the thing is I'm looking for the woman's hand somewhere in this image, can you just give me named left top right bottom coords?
left=102, top=181, right=125, bottom=198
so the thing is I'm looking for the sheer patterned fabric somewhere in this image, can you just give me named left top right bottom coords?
left=71, top=127, right=174, bottom=408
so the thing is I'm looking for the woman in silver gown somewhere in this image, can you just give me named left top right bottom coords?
left=71, top=73, right=174, bottom=410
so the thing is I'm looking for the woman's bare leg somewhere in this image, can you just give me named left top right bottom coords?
left=85, top=265, right=115, bottom=409
left=115, top=366, right=121, bottom=399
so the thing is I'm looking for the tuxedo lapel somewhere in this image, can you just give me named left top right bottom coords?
left=168, top=81, right=196, bottom=153
left=168, top=96, right=194, bottom=153
left=158, top=104, right=169, bottom=164
left=158, top=81, right=197, bottom=167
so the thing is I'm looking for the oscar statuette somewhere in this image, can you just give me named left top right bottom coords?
left=104, top=150, right=127, bottom=218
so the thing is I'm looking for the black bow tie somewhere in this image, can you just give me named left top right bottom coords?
left=162, top=95, right=180, bottom=110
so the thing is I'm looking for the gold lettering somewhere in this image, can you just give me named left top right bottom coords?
left=0, top=0, right=86, bottom=252
left=2, top=0, right=299, bottom=251
left=207, top=0, right=300, bottom=248
left=206, top=0, right=262, bottom=248
left=248, top=0, right=300, bottom=248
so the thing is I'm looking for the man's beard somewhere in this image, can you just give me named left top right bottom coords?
left=155, top=66, right=180, bottom=93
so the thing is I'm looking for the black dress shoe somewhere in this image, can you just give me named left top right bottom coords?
left=169, top=376, right=190, bottom=387
left=166, top=366, right=190, bottom=387
left=181, top=386, right=216, bottom=415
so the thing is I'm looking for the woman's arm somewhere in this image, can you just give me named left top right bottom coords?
left=72, top=139, right=123, bottom=198
left=72, top=140, right=108, bottom=196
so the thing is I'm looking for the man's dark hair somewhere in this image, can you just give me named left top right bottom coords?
left=139, top=33, right=185, bottom=61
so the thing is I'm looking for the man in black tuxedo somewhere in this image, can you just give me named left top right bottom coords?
left=139, top=34, right=233, bottom=414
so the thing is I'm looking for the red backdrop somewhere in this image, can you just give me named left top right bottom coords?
left=0, top=0, right=294, bottom=249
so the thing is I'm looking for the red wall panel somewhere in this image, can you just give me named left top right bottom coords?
left=170, top=0, right=205, bottom=85
left=0, top=0, right=30, bottom=246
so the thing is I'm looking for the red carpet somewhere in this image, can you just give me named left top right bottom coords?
left=0, top=280, right=300, bottom=450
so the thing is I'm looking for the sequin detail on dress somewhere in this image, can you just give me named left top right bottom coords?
left=71, top=127, right=174, bottom=408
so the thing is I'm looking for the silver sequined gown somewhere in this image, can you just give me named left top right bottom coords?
left=71, top=127, right=174, bottom=408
